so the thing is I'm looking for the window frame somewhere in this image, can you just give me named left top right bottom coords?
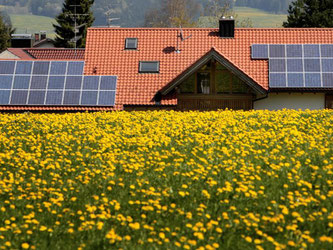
left=139, top=61, right=160, bottom=74
left=125, top=38, right=138, bottom=50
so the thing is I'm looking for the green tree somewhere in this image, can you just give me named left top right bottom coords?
left=0, top=12, right=15, bottom=52
left=53, top=0, right=94, bottom=48
left=283, top=0, right=333, bottom=27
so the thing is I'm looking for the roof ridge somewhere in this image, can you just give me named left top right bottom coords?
left=88, top=27, right=333, bottom=31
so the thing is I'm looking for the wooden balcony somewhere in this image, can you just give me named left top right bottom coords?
left=177, top=94, right=253, bottom=111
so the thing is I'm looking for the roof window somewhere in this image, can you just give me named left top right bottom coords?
left=139, top=61, right=160, bottom=73
left=125, top=38, right=138, bottom=50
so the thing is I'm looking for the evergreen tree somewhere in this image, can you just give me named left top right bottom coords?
left=53, top=0, right=94, bottom=48
left=283, top=0, right=333, bottom=27
left=0, top=12, right=15, bottom=52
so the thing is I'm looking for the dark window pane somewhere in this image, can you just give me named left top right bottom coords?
left=28, top=90, right=46, bottom=104
left=323, top=73, right=333, bottom=87
left=197, top=72, right=210, bottom=94
left=81, top=91, right=98, bottom=105
left=30, top=76, right=47, bottom=89
left=0, top=61, right=15, bottom=74
left=0, top=75, right=13, bottom=89
left=67, top=61, right=84, bottom=75
left=304, top=59, right=320, bottom=72
left=286, top=45, right=302, bottom=57
left=33, top=61, right=50, bottom=75
left=305, top=73, right=321, bottom=87
left=125, top=38, right=138, bottom=49
left=63, top=91, right=80, bottom=105
left=269, top=45, right=285, bottom=58
left=48, top=76, right=65, bottom=89
left=251, top=44, right=268, bottom=59
left=287, top=73, right=304, bottom=87
left=287, top=59, right=303, bottom=72
left=216, top=71, right=232, bottom=93
left=83, top=76, right=99, bottom=90
left=232, top=75, right=249, bottom=93
left=50, top=61, right=67, bottom=75
left=15, top=61, right=33, bottom=74
left=304, top=45, right=320, bottom=57
left=46, top=91, right=63, bottom=105
left=179, top=74, right=195, bottom=93
left=13, top=76, right=30, bottom=89
left=321, top=45, right=333, bottom=57
left=65, top=76, right=82, bottom=89
left=269, top=59, right=286, bottom=72
left=10, top=90, right=28, bottom=104
left=0, top=90, right=10, bottom=104
left=269, top=73, right=286, bottom=87
left=322, top=59, right=333, bottom=72
left=98, top=91, right=116, bottom=106
left=100, top=76, right=117, bottom=90
left=139, top=61, right=159, bottom=73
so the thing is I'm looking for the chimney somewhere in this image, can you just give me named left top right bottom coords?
left=34, top=33, right=40, bottom=42
left=219, top=16, right=235, bottom=38
left=40, top=31, right=47, bottom=40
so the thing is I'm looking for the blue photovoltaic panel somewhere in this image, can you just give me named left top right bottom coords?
left=15, top=61, right=33, bottom=74
left=28, top=91, right=46, bottom=105
left=0, top=61, right=15, bottom=74
left=98, top=91, right=116, bottom=105
left=322, top=59, right=333, bottom=72
left=251, top=44, right=268, bottom=59
left=269, top=59, right=286, bottom=72
left=100, top=76, right=117, bottom=90
left=288, top=73, right=304, bottom=87
left=63, top=91, right=80, bottom=105
left=304, top=59, right=320, bottom=72
left=48, top=76, right=65, bottom=89
left=67, top=61, right=84, bottom=75
left=50, top=62, right=67, bottom=75
left=286, top=45, right=302, bottom=57
left=11, top=90, right=28, bottom=104
left=81, top=91, right=98, bottom=105
left=83, top=76, right=99, bottom=90
left=321, top=45, right=333, bottom=57
left=287, top=59, right=303, bottom=72
left=65, top=76, right=82, bottom=89
left=323, top=73, right=333, bottom=87
left=46, top=91, right=63, bottom=105
left=33, top=61, right=50, bottom=75
left=30, top=76, right=48, bottom=89
left=304, top=45, right=320, bottom=57
left=13, top=76, right=30, bottom=89
left=305, top=73, right=321, bottom=87
left=0, top=75, right=13, bottom=89
left=269, top=73, right=286, bottom=87
left=0, top=90, right=10, bottom=104
left=269, top=45, right=285, bottom=58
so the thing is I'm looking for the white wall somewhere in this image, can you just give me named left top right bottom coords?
left=0, top=50, right=20, bottom=59
left=254, top=93, right=325, bottom=110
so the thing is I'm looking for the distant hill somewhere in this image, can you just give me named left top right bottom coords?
left=10, top=14, right=55, bottom=36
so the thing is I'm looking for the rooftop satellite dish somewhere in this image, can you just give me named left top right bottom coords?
left=175, top=26, right=192, bottom=53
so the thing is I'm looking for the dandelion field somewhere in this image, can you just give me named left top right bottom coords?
left=0, top=110, right=332, bottom=249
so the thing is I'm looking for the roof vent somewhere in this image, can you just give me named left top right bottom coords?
left=219, top=16, right=235, bottom=38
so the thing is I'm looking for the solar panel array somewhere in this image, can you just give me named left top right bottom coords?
left=251, top=44, right=333, bottom=88
left=0, top=61, right=117, bottom=106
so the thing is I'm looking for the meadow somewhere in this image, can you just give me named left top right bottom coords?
left=0, top=110, right=332, bottom=249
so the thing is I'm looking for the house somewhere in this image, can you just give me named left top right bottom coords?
left=0, top=18, right=332, bottom=111
left=0, top=48, right=85, bottom=60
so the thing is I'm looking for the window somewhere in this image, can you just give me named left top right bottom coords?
left=139, top=61, right=159, bottom=73
left=125, top=38, right=138, bottom=50
left=179, top=75, right=195, bottom=93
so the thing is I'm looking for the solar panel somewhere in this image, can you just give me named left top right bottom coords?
left=269, top=59, right=286, bottom=72
left=304, top=45, right=320, bottom=57
left=287, top=59, right=303, bottom=72
left=304, top=59, right=320, bottom=72
left=269, top=45, right=285, bottom=58
left=323, top=73, right=333, bottom=87
left=0, top=60, right=117, bottom=106
left=321, top=45, right=333, bottom=57
left=251, top=44, right=268, bottom=59
left=0, top=61, right=15, bottom=74
left=305, top=73, right=321, bottom=87
left=269, top=73, right=286, bottom=87
left=286, top=45, right=302, bottom=57
left=322, top=59, right=333, bottom=72
left=287, top=73, right=304, bottom=87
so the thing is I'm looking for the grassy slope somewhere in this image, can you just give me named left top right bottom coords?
left=234, top=7, right=287, bottom=27
left=10, top=14, right=55, bottom=36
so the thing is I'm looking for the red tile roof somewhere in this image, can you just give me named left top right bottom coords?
left=25, top=48, right=85, bottom=60
left=84, top=27, right=333, bottom=109
left=7, top=48, right=33, bottom=60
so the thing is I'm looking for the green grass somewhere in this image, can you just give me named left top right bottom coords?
left=10, top=14, right=55, bottom=37
left=234, top=7, right=287, bottom=28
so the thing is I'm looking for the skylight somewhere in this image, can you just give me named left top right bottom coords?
left=139, top=61, right=160, bottom=73
left=125, top=38, right=138, bottom=50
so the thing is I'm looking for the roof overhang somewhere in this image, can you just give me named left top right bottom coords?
left=160, top=47, right=267, bottom=96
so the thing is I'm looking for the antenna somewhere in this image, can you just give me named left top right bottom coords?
left=175, top=26, right=192, bottom=53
